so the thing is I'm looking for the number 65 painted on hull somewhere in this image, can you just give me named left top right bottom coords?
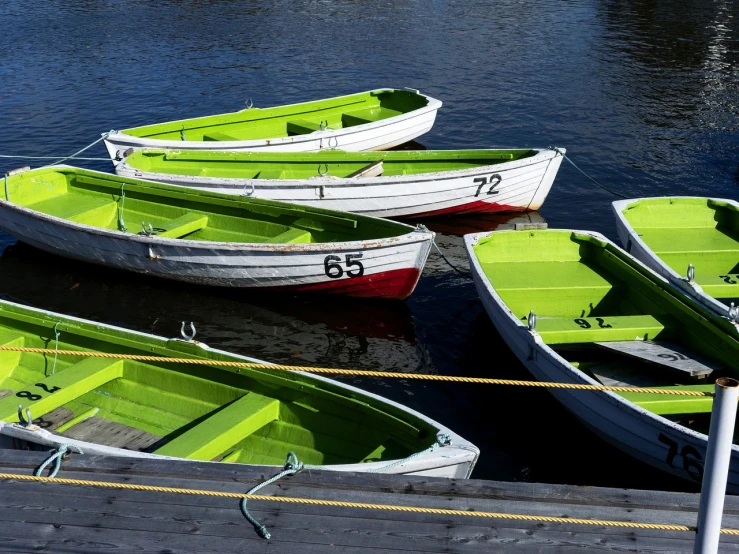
left=324, top=253, right=364, bottom=279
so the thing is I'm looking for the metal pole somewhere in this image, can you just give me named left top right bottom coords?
left=694, top=377, right=739, bottom=554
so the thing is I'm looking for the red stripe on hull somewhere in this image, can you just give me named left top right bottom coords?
left=404, top=200, right=528, bottom=219
left=271, top=268, right=422, bottom=300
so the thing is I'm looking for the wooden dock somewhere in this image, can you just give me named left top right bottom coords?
left=1, top=449, right=739, bottom=552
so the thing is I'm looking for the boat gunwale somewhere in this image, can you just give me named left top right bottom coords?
left=106, top=89, right=442, bottom=150
left=1, top=166, right=434, bottom=252
left=0, top=296, right=478, bottom=475
left=118, top=148, right=562, bottom=188
left=462, top=228, right=736, bottom=452
left=612, top=196, right=739, bottom=322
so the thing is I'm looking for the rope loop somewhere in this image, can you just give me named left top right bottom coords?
left=240, top=451, right=305, bottom=538
left=34, top=444, right=83, bottom=478
left=50, top=322, right=61, bottom=376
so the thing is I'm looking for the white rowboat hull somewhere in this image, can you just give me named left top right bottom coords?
left=612, top=197, right=739, bottom=321
left=104, top=93, right=441, bottom=166
left=117, top=148, right=565, bottom=218
left=0, top=299, right=478, bottom=478
left=464, top=230, right=739, bottom=492
left=0, top=200, right=433, bottom=299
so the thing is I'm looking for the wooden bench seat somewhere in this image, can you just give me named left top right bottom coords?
left=202, top=131, right=239, bottom=141
left=534, top=315, right=665, bottom=345
left=156, top=213, right=209, bottom=239
left=286, top=120, right=322, bottom=135
left=0, top=358, right=124, bottom=421
left=256, top=170, right=285, bottom=179
left=28, top=195, right=117, bottom=227
left=618, top=385, right=713, bottom=416
left=153, top=392, right=280, bottom=460
left=265, top=228, right=312, bottom=244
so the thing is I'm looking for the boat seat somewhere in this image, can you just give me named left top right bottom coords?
left=152, top=392, right=280, bottom=460
left=202, top=131, right=239, bottom=141
left=156, top=213, right=209, bottom=239
left=286, top=120, right=322, bottom=135
left=533, top=315, right=665, bottom=345
left=256, top=170, right=285, bottom=179
left=691, top=274, right=739, bottom=297
left=27, top=195, right=117, bottom=227
left=341, top=111, right=375, bottom=127
left=265, top=228, right=312, bottom=244
left=0, top=358, right=124, bottom=421
left=618, top=385, right=713, bottom=416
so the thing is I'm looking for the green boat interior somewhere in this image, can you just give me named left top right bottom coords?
left=124, top=148, right=539, bottom=179
left=4, top=167, right=411, bottom=244
left=473, top=230, right=739, bottom=435
left=621, top=197, right=739, bottom=303
left=0, top=301, right=437, bottom=465
left=124, top=89, right=430, bottom=141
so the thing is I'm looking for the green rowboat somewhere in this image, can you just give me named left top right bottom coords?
left=465, top=228, right=739, bottom=490
left=104, top=88, right=441, bottom=165
left=0, top=166, right=433, bottom=299
left=0, top=299, right=478, bottom=477
left=613, top=197, right=739, bottom=323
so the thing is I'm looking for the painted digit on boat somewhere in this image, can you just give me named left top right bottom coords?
left=681, top=445, right=704, bottom=481
left=573, top=318, right=591, bottom=329
left=345, top=253, right=364, bottom=278
left=595, top=317, right=612, bottom=329
left=16, top=390, right=42, bottom=401
left=487, top=174, right=501, bottom=195
left=35, top=383, right=61, bottom=394
left=658, top=433, right=678, bottom=467
left=324, top=255, right=343, bottom=279
left=474, top=177, right=488, bottom=197
left=720, top=275, right=737, bottom=284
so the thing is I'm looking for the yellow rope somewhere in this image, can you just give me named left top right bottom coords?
left=0, top=345, right=713, bottom=397
left=3, top=472, right=734, bottom=534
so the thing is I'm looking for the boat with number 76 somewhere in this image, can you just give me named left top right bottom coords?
left=0, top=299, right=479, bottom=477
left=0, top=166, right=433, bottom=299
left=465, top=228, right=739, bottom=491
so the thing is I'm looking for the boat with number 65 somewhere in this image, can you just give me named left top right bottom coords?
left=465, top=228, right=739, bottom=491
left=115, top=147, right=564, bottom=218
left=0, top=166, right=434, bottom=299
left=613, top=197, right=739, bottom=325
left=103, top=88, right=441, bottom=165
left=0, top=298, right=479, bottom=477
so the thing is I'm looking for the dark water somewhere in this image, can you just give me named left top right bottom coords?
left=0, top=0, right=737, bottom=490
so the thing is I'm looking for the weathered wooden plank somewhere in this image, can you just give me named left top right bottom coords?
left=32, top=407, right=75, bottom=431
left=0, top=485, right=714, bottom=552
left=594, top=340, right=718, bottom=378
left=1, top=448, right=736, bottom=515
left=62, top=417, right=162, bottom=451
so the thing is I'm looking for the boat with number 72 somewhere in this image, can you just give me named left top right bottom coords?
left=115, top=147, right=565, bottom=218
left=0, top=166, right=434, bottom=299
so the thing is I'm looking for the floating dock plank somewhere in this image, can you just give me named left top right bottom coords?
left=0, top=449, right=738, bottom=552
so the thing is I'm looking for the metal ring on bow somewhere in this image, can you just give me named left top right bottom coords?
left=180, top=321, right=197, bottom=341
left=18, top=405, right=32, bottom=427
left=327, top=136, right=338, bottom=150
left=141, top=222, right=155, bottom=236
left=242, top=181, right=255, bottom=196
left=317, top=164, right=329, bottom=177
left=687, top=263, right=695, bottom=282
left=319, top=120, right=328, bottom=131
left=245, top=98, right=254, bottom=109
left=527, top=310, right=537, bottom=331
